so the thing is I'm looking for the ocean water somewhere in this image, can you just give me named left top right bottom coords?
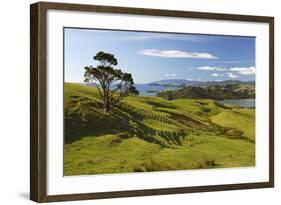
left=218, top=99, right=255, bottom=108
left=135, top=84, right=177, bottom=96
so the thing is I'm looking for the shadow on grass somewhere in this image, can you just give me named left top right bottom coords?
left=64, top=96, right=187, bottom=147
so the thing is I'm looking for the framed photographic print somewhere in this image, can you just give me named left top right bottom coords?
left=30, top=1, right=274, bottom=202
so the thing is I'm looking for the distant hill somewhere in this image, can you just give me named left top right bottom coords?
left=149, top=79, right=255, bottom=87
left=149, top=79, right=200, bottom=86
left=85, top=80, right=255, bottom=97
left=157, top=84, right=255, bottom=100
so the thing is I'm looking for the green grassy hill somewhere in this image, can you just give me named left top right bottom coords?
left=64, top=83, right=255, bottom=175
left=157, top=84, right=255, bottom=100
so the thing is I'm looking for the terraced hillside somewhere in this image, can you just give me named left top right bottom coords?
left=64, top=83, right=255, bottom=176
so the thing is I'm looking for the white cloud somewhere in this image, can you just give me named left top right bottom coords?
left=211, top=73, right=224, bottom=77
left=139, top=49, right=218, bottom=59
left=208, top=60, right=255, bottom=64
left=197, top=66, right=226, bottom=71
left=165, top=73, right=177, bottom=77
left=229, top=66, right=256, bottom=75
left=227, top=72, right=238, bottom=79
left=198, top=66, right=256, bottom=76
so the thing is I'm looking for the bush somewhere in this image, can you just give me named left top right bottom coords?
left=196, top=157, right=216, bottom=169
left=132, top=164, right=146, bottom=172
left=202, top=106, right=211, bottom=113
left=225, top=128, right=243, bottom=137
left=110, top=132, right=131, bottom=144
left=116, top=132, right=131, bottom=139
left=213, top=101, right=232, bottom=110
left=196, top=100, right=208, bottom=106
left=133, top=159, right=173, bottom=172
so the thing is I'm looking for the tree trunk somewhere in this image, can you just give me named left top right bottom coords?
left=103, top=103, right=109, bottom=112
left=103, top=97, right=110, bottom=112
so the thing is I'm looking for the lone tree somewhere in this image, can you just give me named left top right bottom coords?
left=84, top=51, right=138, bottom=112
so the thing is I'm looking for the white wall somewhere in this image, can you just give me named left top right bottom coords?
left=0, top=0, right=279, bottom=204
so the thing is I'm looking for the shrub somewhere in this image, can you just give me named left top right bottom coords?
left=225, top=128, right=243, bottom=137
left=110, top=136, right=122, bottom=144
left=133, top=159, right=173, bottom=172
left=116, top=132, right=131, bottom=139
left=110, top=132, right=131, bottom=144
left=132, top=164, right=146, bottom=172
left=213, top=101, right=232, bottom=110
left=202, top=106, right=211, bottom=113
left=196, top=157, right=217, bottom=169
left=196, top=100, right=208, bottom=106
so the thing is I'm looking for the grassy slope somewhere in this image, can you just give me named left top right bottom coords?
left=212, top=109, right=255, bottom=141
left=64, top=83, right=255, bottom=175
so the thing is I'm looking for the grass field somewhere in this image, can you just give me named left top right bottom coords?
left=64, top=83, right=255, bottom=176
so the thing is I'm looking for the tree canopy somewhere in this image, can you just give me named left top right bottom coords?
left=84, top=51, right=138, bottom=112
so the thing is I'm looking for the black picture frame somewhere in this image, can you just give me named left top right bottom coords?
left=30, top=1, right=274, bottom=202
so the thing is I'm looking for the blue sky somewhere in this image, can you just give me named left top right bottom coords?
left=64, top=28, right=255, bottom=84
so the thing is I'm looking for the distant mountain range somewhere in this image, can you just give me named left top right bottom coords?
left=84, top=79, right=255, bottom=97
left=157, top=83, right=255, bottom=100
left=149, top=79, right=255, bottom=87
